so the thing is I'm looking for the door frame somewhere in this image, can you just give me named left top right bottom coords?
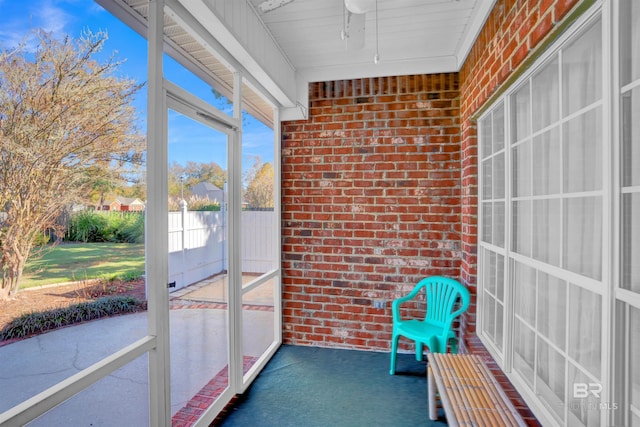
left=164, top=78, right=239, bottom=425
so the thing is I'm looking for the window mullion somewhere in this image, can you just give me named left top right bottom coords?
left=557, top=48, right=566, bottom=272
left=504, top=96, right=514, bottom=372
left=599, top=1, right=615, bottom=423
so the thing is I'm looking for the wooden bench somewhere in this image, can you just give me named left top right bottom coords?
left=427, top=353, right=527, bottom=427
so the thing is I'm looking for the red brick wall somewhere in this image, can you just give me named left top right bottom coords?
left=280, top=0, right=584, bottom=355
left=281, top=75, right=461, bottom=351
left=457, top=0, right=582, bottom=347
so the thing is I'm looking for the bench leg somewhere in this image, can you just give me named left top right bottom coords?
left=428, top=364, right=437, bottom=420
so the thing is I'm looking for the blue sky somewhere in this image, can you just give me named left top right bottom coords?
left=0, top=0, right=274, bottom=172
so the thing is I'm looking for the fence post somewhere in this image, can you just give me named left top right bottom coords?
left=179, top=199, right=188, bottom=289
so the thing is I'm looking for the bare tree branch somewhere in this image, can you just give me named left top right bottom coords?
left=0, top=29, right=145, bottom=300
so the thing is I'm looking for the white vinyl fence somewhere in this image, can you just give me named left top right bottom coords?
left=241, top=210, right=278, bottom=274
left=167, top=206, right=276, bottom=290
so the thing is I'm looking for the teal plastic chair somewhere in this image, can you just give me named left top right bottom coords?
left=389, top=276, right=470, bottom=375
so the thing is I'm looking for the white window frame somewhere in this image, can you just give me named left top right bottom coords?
left=477, top=101, right=510, bottom=362
left=613, top=1, right=640, bottom=425
left=476, top=2, right=629, bottom=426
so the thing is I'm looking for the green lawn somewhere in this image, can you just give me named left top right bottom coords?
left=21, top=242, right=145, bottom=289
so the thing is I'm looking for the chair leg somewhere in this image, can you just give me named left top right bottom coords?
left=449, top=337, right=458, bottom=354
left=416, top=341, right=423, bottom=361
left=389, top=333, right=399, bottom=375
left=429, top=336, right=440, bottom=354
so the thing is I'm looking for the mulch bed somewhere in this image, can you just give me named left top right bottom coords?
left=0, top=279, right=147, bottom=336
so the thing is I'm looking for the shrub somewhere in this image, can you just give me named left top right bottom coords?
left=66, top=210, right=108, bottom=242
left=0, top=295, right=146, bottom=341
left=115, top=212, right=145, bottom=243
left=32, top=232, right=50, bottom=246
left=73, top=275, right=144, bottom=298
left=119, top=270, right=144, bottom=282
left=101, top=213, right=123, bottom=242
left=168, top=195, right=221, bottom=212
left=194, top=204, right=220, bottom=211
left=66, top=211, right=144, bottom=243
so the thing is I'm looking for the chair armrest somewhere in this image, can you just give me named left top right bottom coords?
left=440, top=296, right=471, bottom=336
left=448, top=291, right=471, bottom=323
left=392, top=293, right=416, bottom=323
left=438, top=307, right=466, bottom=331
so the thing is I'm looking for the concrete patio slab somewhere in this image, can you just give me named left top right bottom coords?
left=0, top=307, right=274, bottom=426
left=173, top=274, right=274, bottom=306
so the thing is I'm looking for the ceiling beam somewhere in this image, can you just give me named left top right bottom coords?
left=178, top=0, right=298, bottom=109
left=300, top=55, right=459, bottom=83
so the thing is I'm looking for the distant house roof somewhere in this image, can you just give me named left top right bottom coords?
left=115, top=197, right=144, bottom=206
left=102, top=196, right=145, bottom=211
left=104, top=196, right=144, bottom=205
left=191, top=182, right=221, bottom=192
left=190, top=182, right=224, bottom=201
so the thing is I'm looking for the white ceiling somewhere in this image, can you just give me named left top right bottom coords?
left=99, top=0, right=495, bottom=123
left=248, top=0, right=494, bottom=82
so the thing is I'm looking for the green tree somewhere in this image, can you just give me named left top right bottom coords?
left=86, top=165, right=145, bottom=208
left=89, top=175, right=119, bottom=210
left=168, top=162, right=188, bottom=199
left=168, top=161, right=226, bottom=198
left=119, top=178, right=146, bottom=201
left=244, top=157, right=274, bottom=209
left=0, top=30, right=145, bottom=300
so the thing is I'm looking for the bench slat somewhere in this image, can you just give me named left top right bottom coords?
left=473, top=357, right=526, bottom=426
left=444, top=358, right=494, bottom=426
left=454, top=354, right=502, bottom=426
left=431, top=358, right=464, bottom=427
left=427, top=353, right=527, bottom=427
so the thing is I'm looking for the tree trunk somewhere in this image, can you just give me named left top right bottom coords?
left=0, top=239, right=28, bottom=301
left=9, top=268, right=21, bottom=297
left=1, top=265, right=24, bottom=300
left=1, top=262, right=23, bottom=301
left=0, top=284, right=9, bottom=301
left=1, top=254, right=11, bottom=301
left=8, top=243, right=27, bottom=298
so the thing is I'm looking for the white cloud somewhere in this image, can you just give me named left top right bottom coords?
left=0, top=27, right=28, bottom=49
left=242, top=127, right=275, bottom=161
left=86, top=1, right=107, bottom=16
left=0, top=0, right=72, bottom=49
left=36, top=1, right=71, bottom=34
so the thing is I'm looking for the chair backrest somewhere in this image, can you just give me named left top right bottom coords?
left=418, top=276, right=470, bottom=326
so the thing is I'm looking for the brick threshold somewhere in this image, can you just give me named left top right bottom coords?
left=169, top=300, right=275, bottom=312
left=171, top=355, right=259, bottom=427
